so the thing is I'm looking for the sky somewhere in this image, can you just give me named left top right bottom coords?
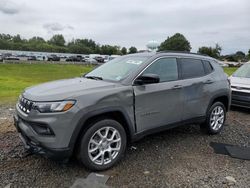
left=0, top=0, right=249, bottom=54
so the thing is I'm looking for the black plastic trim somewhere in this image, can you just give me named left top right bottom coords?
left=131, top=116, right=206, bottom=142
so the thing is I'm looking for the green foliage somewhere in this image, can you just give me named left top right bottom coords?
left=121, top=47, right=127, bottom=55
left=0, top=64, right=93, bottom=103
left=0, top=33, right=122, bottom=55
left=129, top=46, right=137, bottom=54
left=222, top=50, right=248, bottom=62
left=159, top=33, right=191, bottom=52
left=235, top=51, right=245, bottom=61
left=48, top=34, right=65, bottom=47
left=198, top=44, right=222, bottom=58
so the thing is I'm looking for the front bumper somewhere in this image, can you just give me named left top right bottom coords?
left=231, top=90, right=250, bottom=109
left=14, top=114, right=71, bottom=160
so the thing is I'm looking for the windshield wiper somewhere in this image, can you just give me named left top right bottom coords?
left=84, top=76, right=103, bottom=80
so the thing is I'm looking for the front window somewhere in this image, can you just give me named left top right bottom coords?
left=233, top=63, right=250, bottom=78
left=85, top=56, right=148, bottom=81
left=143, top=58, right=178, bottom=82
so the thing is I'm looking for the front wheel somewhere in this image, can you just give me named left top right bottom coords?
left=78, top=119, right=127, bottom=171
left=200, top=102, right=226, bottom=134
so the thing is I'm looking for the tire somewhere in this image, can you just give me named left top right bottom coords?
left=200, top=102, right=226, bottom=135
left=78, top=119, right=127, bottom=171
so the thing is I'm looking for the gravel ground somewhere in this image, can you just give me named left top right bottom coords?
left=0, top=104, right=249, bottom=188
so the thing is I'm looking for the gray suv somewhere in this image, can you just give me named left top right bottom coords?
left=14, top=52, right=231, bottom=170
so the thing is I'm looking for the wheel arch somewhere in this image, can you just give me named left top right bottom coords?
left=208, top=93, right=230, bottom=112
left=69, top=107, right=135, bottom=155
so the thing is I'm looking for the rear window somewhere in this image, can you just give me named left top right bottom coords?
left=180, top=58, right=205, bottom=79
left=202, top=60, right=214, bottom=74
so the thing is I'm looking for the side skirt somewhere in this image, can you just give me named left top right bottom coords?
left=131, top=116, right=206, bottom=142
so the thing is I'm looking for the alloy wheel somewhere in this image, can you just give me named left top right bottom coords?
left=88, top=126, right=121, bottom=165
left=209, top=106, right=225, bottom=131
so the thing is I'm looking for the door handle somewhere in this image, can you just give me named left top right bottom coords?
left=204, top=79, right=214, bottom=84
left=172, top=85, right=182, bottom=89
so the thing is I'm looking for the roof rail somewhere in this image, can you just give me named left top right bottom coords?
left=157, top=50, right=209, bottom=56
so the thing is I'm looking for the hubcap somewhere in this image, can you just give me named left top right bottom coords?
left=88, top=126, right=121, bottom=165
left=210, top=106, right=225, bottom=131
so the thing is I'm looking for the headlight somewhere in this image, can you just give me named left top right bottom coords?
left=34, top=100, right=76, bottom=113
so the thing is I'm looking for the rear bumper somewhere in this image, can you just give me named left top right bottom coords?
left=231, top=91, right=250, bottom=109
left=14, top=114, right=71, bottom=161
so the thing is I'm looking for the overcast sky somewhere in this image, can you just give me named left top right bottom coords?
left=0, top=0, right=249, bottom=54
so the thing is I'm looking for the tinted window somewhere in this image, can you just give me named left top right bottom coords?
left=203, top=60, right=214, bottom=74
left=180, top=58, right=205, bottom=79
left=143, top=58, right=178, bottom=82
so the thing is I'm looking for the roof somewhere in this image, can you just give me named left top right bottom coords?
left=126, top=51, right=215, bottom=60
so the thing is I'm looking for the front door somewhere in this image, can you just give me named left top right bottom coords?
left=133, top=57, right=183, bottom=133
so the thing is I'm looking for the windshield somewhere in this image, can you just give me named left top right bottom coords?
left=233, top=63, right=250, bottom=78
left=85, top=56, right=148, bottom=81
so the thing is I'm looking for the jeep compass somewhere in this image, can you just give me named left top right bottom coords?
left=14, top=52, right=231, bottom=170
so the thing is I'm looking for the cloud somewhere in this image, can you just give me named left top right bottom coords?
left=0, top=0, right=249, bottom=54
left=43, top=23, right=74, bottom=32
left=0, top=0, right=20, bottom=15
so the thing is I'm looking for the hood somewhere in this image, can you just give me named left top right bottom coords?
left=23, top=77, right=120, bottom=101
left=230, top=76, right=250, bottom=88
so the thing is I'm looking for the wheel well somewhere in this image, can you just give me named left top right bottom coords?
left=74, top=111, right=132, bottom=153
left=212, top=96, right=229, bottom=111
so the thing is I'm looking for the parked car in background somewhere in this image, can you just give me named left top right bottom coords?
left=66, top=55, right=83, bottom=62
left=228, top=62, right=241, bottom=67
left=0, top=55, right=3, bottom=62
left=5, top=56, right=20, bottom=60
left=83, top=55, right=98, bottom=64
left=87, top=58, right=98, bottom=64
left=218, top=61, right=229, bottom=67
left=14, top=52, right=230, bottom=171
left=84, top=55, right=90, bottom=62
left=47, top=54, right=60, bottom=61
left=27, top=56, right=37, bottom=61
left=230, top=62, right=250, bottom=108
left=94, top=56, right=104, bottom=63
left=103, top=55, right=121, bottom=63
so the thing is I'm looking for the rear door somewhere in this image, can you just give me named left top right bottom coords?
left=179, top=58, right=215, bottom=120
left=133, top=57, right=184, bottom=133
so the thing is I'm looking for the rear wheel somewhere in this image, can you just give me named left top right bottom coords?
left=200, top=102, right=226, bottom=134
left=78, top=119, right=127, bottom=171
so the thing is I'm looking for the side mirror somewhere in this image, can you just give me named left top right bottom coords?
left=134, top=74, right=160, bottom=85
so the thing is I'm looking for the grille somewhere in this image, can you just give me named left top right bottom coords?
left=232, top=91, right=250, bottom=97
left=18, top=97, right=34, bottom=114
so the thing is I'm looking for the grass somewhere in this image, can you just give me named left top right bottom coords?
left=223, top=67, right=238, bottom=76
left=0, top=63, right=93, bottom=104
left=0, top=64, right=237, bottom=104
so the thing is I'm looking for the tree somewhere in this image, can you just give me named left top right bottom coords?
left=129, top=46, right=137, bottom=54
left=0, top=33, right=133, bottom=55
left=198, top=44, right=222, bottom=58
left=100, top=45, right=120, bottom=55
left=159, top=33, right=191, bottom=52
left=222, top=51, right=248, bottom=62
left=121, top=47, right=127, bottom=55
left=29, top=36, right=45, bottom=43
left=248, top=49, right=250, bottom=60
left=49, top=34, right=65, bottom=46
left=235, top=51, right=245, bottom=62
left=12, top=34, right=22, bottom=43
